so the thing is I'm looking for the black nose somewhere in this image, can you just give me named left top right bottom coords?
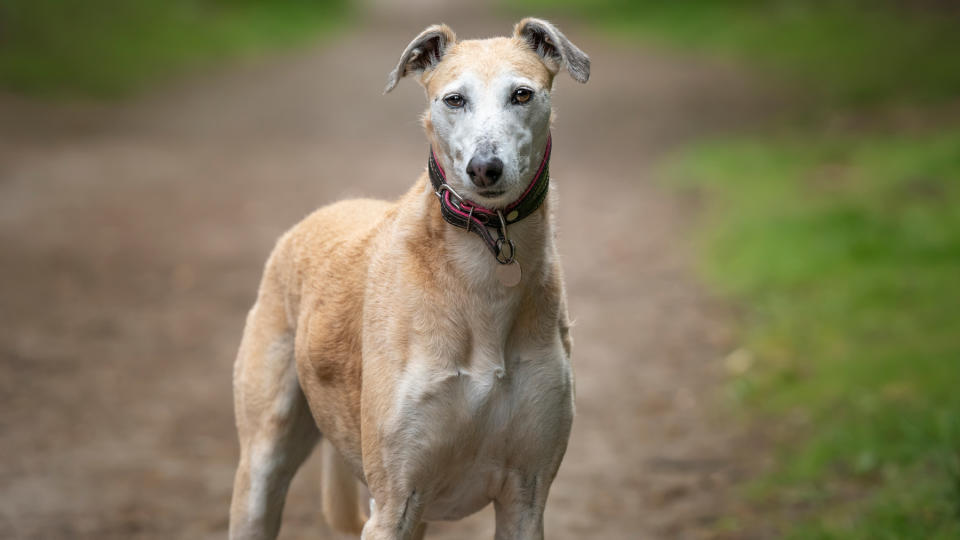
left=466, top=155, right=503, bottom=188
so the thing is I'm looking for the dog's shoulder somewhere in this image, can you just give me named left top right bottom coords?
left=271, top=198, right=395, bottom=269
left=254, top=197, right=397, bottom=320
left=291, top=198, right=396, bottom=246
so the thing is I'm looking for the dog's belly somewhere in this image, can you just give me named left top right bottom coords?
left=388, top=340, right=574, bottom=522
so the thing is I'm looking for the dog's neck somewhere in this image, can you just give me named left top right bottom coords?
left=408, top=175, right=555, bottom=294
left=443, top=193, right=553, bottom=291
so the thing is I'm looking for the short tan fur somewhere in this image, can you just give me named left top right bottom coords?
left=229, top=18, right=588, bottom=540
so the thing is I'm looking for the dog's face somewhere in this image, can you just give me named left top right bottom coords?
left=423, top=39, right=553, bottom=206
left=386, top=19, right=589, bottom=208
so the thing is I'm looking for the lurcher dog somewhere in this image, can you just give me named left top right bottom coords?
left=229, top=18, right=589, bottom=540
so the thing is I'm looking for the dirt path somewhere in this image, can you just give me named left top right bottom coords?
left=0, top=2, right=780, bottom=539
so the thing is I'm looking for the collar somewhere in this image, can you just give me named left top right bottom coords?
left=428, top=135, right=551, bottom=264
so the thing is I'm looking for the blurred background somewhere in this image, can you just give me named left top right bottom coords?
left=1, top=1, right=958, bottom=538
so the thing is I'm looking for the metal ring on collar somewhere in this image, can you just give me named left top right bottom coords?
left=495, top=210, right=517, bottom=264
left=434, top=182, right=465, bottom=205
left=495, top=238, right=516, bottom=264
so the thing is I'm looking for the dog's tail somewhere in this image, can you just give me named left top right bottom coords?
left=320, top=438, right=366, bottom=535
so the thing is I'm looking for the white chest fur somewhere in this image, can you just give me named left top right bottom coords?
left=386, top=326, right=573, bottom=521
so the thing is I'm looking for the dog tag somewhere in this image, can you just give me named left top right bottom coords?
left=496, top=260, right=522, bottom=287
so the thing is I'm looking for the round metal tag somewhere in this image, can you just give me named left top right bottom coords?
left=496, top=260, right=522, bottom=287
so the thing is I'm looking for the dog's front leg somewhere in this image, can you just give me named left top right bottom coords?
left=493, top=471, right=554, bottom=540
left=361, top=488, right=426, bottom=540
left=359, top=434, right=429, bottom=540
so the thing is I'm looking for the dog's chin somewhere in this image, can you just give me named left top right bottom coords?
left=457, top=181, right=523, bottom=209
left=461, top=190, right=507, bottom=209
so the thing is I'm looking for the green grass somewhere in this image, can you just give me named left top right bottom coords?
left=664, top=132, right=960, bottom=538
left=509, top=0, right=960, bottom=106
left=0, top=0, right=349, bottom=98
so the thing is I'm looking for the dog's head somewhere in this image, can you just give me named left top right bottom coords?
left=385, top=19, right=589, bottom=208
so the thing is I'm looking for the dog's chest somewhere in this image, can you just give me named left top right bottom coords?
left=387, top=313, right=573, bottom=521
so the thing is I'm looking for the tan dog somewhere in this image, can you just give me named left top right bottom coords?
left=229, top=18, right=589, bottom=540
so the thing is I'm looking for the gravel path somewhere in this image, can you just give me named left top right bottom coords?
left=0, top=2, right=780, bottom=538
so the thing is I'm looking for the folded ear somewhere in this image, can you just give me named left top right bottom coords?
left=384, top=24, right=457, bottom=93
left=513, top=18, right=590, bottom=83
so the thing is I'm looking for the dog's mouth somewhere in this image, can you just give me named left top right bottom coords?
left=475, top=188, right=506, bottom=198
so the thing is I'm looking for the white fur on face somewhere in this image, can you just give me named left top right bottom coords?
left=430, top=70, right=552, bottom=208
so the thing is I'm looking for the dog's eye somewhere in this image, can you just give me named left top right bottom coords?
left=512, top=88, right=534, bottom=105
left=443, top=94, right=465, bottom=108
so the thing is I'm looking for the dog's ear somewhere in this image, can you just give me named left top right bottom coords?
left=384, top=24, right=457, bottom=93
left=513, top=18, right=590, bottom=83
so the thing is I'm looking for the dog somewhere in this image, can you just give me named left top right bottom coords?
left=228, top=18, right=589, bottom=540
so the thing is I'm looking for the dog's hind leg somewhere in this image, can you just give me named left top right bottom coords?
left=320, top=438, right=366, bottom=534
left=229, top=294, right=319, bottom=540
